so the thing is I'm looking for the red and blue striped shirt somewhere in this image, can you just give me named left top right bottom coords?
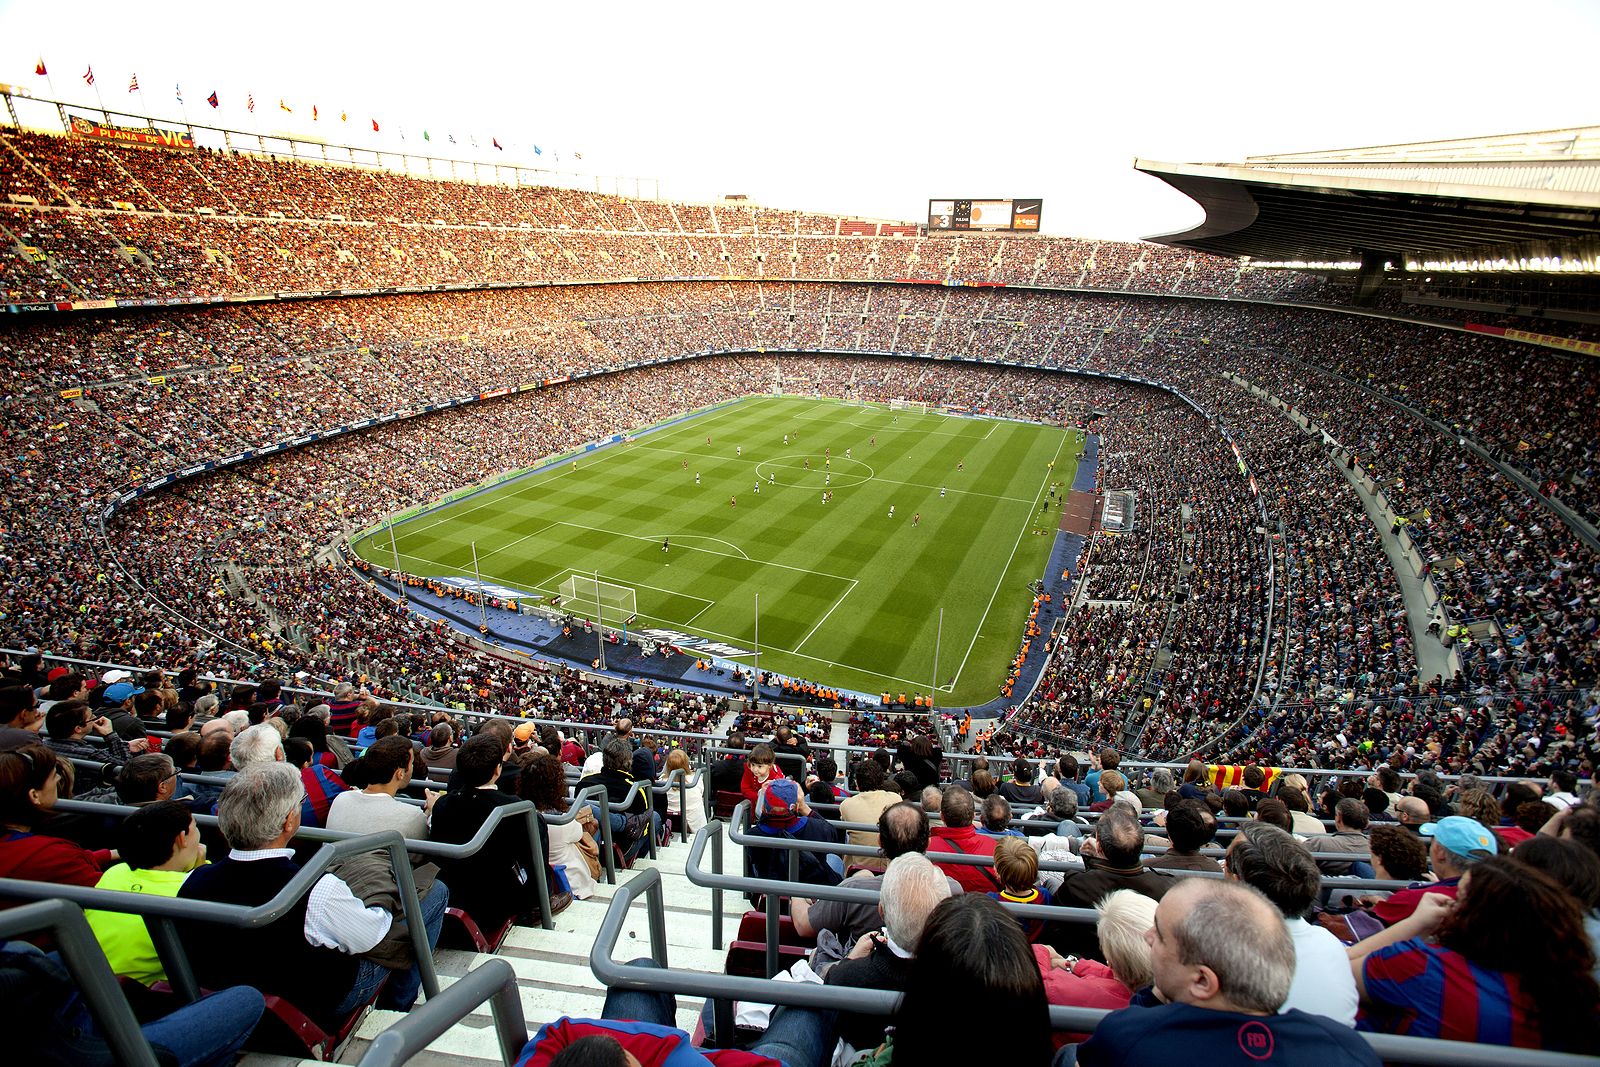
left=1359, top=938, right=1542, bottom=1048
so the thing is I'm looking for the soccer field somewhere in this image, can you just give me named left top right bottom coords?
left=352, top=395, right=1078, bottom=706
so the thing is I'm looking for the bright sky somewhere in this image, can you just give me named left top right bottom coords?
left=1, top=0, right=1595, bottom=239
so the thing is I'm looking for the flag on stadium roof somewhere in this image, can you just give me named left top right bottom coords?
left=492, top=137, right=502, bottom=150
left=533, top=144, right=541, bottom=155
left=207, top=90, right=219, bottom=108
left=423, top=130, right=430, bottom=141
left=127, top=73, right=138, bottom=93
left=312, top=104, right=318, bottom=121
left=247, top=93, right=255, bottom=112
left=82, top=66, right=94, bottom=86
left=371, top=118, right=379, bottom=132
left=575, top=151, right=583, bottom=160
left=340, top=110, right=347, bottom=121
left=34, top=58, right=47, bottom=77
left=175, top=84, right=183, bottom=104
left=448, top=133, right=455, bottom=143
left=279, top=98, right=292, bottom=113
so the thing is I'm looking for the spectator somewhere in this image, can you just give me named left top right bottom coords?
left=919, top=785, right=942, bottom=815
left=1224, top=822, right=1358, bottom=1025
left=1366, top=823, right=1430, bottom=884
left=895, top=734, right=942, bottom=792
left=998, top=757, right=1044, bottom=807
left=1034, top=890, right=1158, bottom=1046
left=746, top=778, right=842, bottom=887
left=1146, top=799, right=1220, bottom=872
left=176, top=762, right=448, bottom=1023
left=228, top=722, right=284, bottom=770
left=739, top=743, right=784, bottom=807
left=977, top=793, right=1022, bottom=838
left=576, top=737, right=657, bottom=862
left=662, top=747, right=705, bottom=836
left=990, top=835, right=1046, bottom=940
left=0, top=743, right=112, bottom=888
left=1049, top=805, right=1171, bottom=958
left=822, top=852, right=953, bottom=1054
left=1134, top=767, right=1172, bottom=809
left=431, top=736, right=560, bottom=927
left=519, top=749, right=597, bottom=902
left=1088, top=770, right=1128, bottom=813
left=420, top=722, right=458, bottom=781
left=838, top=759, right=900, bottom=871
left=115, top=752, right=180, bottom=807
left=1370, top=815, right=1497, bottom=925
left=1079, top=879, right=1380, bottom=1065
left=1305, top=798, right=1371, bottom=876
left=84, top=800, right=206, bottom=984
left=926, top=785, right=1001, bottom=894
left=1364, top=787, right=1397, bottom=823
left=1393, top=795, right=1430, bottom=834
left=792, top=801, right=962, bottom=945
left=326, top=734, right=434, bottom=839
left=0, top=685, right=46, bottom=750
left=1351, top=855, right=1599, bottom=1051
left=285, top=737, right=349, bottom=828
left=43, top=699, right=136, bottom=768
left=1512, top=835, right=1600, bottom=982
left=1085, top=749, right=1119, bottom=803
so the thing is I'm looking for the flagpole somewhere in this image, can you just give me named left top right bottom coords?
left=388, top=520, right=406, bottom=608
left=932, top=607, right=943, bottom=705
left=752, top=592, right=760, bottom=709
left=471, top=540, right=488, bottom=632
left=595, top=568, right=605, bottom=671
left=88, top=69, right=107, bottom=118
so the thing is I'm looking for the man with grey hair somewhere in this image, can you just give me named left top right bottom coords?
left=1078, top=879, right=1381, bottom=1065
left=229, top=722, right=285, bottom=770
left=823, top=852, right=953, bottom=1053
left=919, top=784, right=943, bottom=816
left=1136, top=767, right=1174, bottom=809
left=177, top=762, right=449, bottom=1023
left=305, top=703, right=356, bottom=767
left=1049, top=805, right=1171, bottom=958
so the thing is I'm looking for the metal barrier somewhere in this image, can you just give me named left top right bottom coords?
left=654, top=767, right=703, bottom=843
left=355, top=958, right=528, bottom=1067
left=594, top=867, right=1600, bottom=1067
left=0, top=827, right=439, bottom=1005
left=0, top=899, right=163, bottom=1067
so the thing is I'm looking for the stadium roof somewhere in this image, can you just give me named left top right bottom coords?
left=1134, top=127, right=1600, bottom=268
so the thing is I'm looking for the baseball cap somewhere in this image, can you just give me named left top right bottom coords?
left=1420, top=815, right=1498, bottom=860
left=756, top=778, right=801, bottom=824
left=101, top=681, right=144, bottom=705
left=513, top=722, right=539, bottom=745
left=46, top=666, right=70, bottom=682
left=101, top=669, right=132, bottom=685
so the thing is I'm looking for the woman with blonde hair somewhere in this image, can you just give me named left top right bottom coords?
left=1034, top=889, right=1159, bottom=1047
left=663, top=747, right=705, bottom=835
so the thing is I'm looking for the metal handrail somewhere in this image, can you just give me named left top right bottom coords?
left=51, top=793, right=556, bottom=932
left=356, top=958, right=528, bottom=1067
left=0, top=826, right=438, bottom=1004
left=593, top=866, right=1600, bottom=1067
left=652, top=767, right=703, bottom=843
left=0, top=899, right=162, bottom=1067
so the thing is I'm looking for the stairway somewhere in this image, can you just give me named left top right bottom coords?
left=242, top=836, right=746, bottom=1065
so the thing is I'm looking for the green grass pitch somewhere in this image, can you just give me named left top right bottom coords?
left=353, top=396, right=1079, bottom=706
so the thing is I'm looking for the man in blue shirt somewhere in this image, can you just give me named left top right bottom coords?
left=1078, top=878, right=1380, bottom=1066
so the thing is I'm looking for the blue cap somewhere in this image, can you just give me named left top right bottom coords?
left=1420, top=815, right=1498, bottom=859
left=101, top=681, right=143, bottom=705
left=757, top=778, right=801, bottom=823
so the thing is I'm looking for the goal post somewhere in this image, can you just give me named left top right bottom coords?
left=557, top=574, right=638, bottom=625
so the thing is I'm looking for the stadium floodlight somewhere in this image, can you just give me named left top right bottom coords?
left=557, top=574, right=638, bottom=630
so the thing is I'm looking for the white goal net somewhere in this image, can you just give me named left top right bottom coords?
left=557, top=574, right=638, bottom=624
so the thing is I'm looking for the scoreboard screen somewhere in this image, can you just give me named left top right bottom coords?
left=927, top=198, right=1042, bottom=232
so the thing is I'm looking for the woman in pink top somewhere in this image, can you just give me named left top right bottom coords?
left=1034, top=889, right=1159, bottom=1047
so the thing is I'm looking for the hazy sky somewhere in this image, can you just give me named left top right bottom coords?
left=1, top=0, right=1595, bottom=239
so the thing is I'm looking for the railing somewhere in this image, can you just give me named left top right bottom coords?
left=356, top=958, right=528, bottom=1067
left=0, top=827, right=438, bottom=1004
left=0, top=899, right=164, bottom=1067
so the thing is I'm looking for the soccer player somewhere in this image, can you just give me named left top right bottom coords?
left=870, top=436, right=876, bottom=447
left=845, top=447, right=851, bottom=459
left=957, top=460, right=964, bottom=471
left=737, top=445, right=742, bottom=457
left=694, top=472, right=700, bottom=485
left=768, top=472, right=774, bottom=484
left=940, top=486, right=946, bottom=498
left=913, top=512, right=921, bottom=526
left=821, top=491, right=827, bottom=505
left=753, top=481, right=760, bottom=495
left=707, top=435, right=712, bottom=445
left=804, top=458, right=811, bottom=469
left=825, top=473, right=830, bottom=485
left=888, top=505, right=895, bottom=518
left=730, top=496, right=736, bottom=508
left=662, top=538, right=669, bottom=553
left=784, top=434, right=789, bottom=445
